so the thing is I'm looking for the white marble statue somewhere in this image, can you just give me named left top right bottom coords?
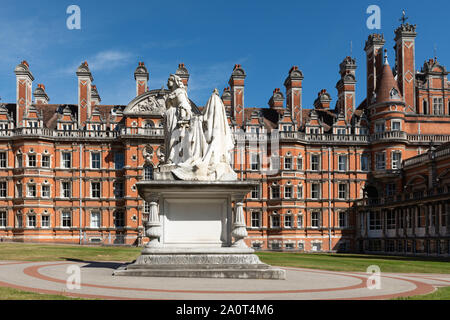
left=162, top=75, right=237, bottom=181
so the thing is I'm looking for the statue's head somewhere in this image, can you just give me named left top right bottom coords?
left=167, top=74, right=185, bottom=90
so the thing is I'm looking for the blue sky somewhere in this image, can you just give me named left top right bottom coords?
left=0, top=0, right=449, bottom=109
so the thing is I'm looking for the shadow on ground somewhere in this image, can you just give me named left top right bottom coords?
left=61, top=258, right=126, bottom=269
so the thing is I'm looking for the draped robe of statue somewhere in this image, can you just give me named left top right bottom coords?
left=162, top=76, right=237, bottom=181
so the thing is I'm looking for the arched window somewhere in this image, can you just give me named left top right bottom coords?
left=144, top=165, right=154, bottom=180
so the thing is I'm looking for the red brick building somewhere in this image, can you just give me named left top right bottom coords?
left=0, top=20, right=449, bottom=255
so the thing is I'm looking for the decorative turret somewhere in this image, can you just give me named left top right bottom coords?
left=375, top=50, right=403, bottom=104
left=134, top=62, right=149, bottom=96
left=175, top=63, right=190, bottom=88
left=314, top=89, right=332, bottom=110
left=91, top=84, right=101, bottom=107
left=34, top=84, right=49, bottom=105
left=268, top=88, right=284, bottom=112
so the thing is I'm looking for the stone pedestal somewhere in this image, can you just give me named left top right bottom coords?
left=113, top=181, right=285, bottom=280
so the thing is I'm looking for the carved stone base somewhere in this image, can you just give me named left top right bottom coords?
left=113, top=247, right=286, bottom=280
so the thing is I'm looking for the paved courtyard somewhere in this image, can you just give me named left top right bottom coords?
left=0, top=260, right=449, bottom=300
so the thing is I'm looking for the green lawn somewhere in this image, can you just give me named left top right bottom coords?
left=0, top=242, right=449, bottom=274
left=393, top=286, right=450, bottom=300
left=256, top=251, right=450, bottom=274
left=0, top=242, right=141, bottom=262
left=0, top=286, right=85, bottom=300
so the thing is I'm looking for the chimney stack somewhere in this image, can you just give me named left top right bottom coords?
left=284, top=66, right=304, bottom=126
left=34, top=84, right=50, bottom=105
left=228, top=64, right=246, bottom=126
left=76, top=61, right=93, bottom=128
left=14, top=60, right=34, bottom=126
left=134, top=62, right=149, bottom=96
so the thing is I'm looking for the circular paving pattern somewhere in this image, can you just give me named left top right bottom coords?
left=0, top=260, right=448, bottom=300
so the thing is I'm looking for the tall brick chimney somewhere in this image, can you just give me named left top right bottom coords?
left=284, top=66, right=303, bottom=126
left=76, top=61, right=93, bottom=128
left=336, top=57, right=357, bottom=121
left=14, top=60, right=34, bottom=126
left=134, top=62, right=149, bottom=96
left=394, top=22, right=417, bottom=110
left=34, top=84, right=50, bottom=105
left=228, top=64, right=246, bottom=126
left=365, top=33, right=385, bottom=106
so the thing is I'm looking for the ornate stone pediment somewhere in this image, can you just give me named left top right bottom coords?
left=124, top=91, right=167, bottom=116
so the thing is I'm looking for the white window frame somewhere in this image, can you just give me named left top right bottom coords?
left=338, top=154, right=347, bottom=172
left=41, top=184, right=51, bottom=198
left=391, top=120, right=401, bottom=131
left=311, top=211, right=321, bottom=228
left=311, top=154, right=320, bottom=171
left=0, top=181, right=6, bottom=198
left=311, top=183, right=320, bottom=199
left=297, top=214, right=303, bottom=229
left=251, top=211, right=261, bottom=228
left=392, top=151, right=402, bottom=170
left=28, top=154, right=36, bottom=167
left=284, top=214, right=292, bottom=228
left=270, top=213, right=280, bottom=228
left=250, top=185, right=260, bottom=199
left=0, top=211, right=7, bottom=227
left=297, top=156, right=303, bottom=170
left=61, top=152, right=72, bottom=169
left=284, top=157, right=292, bottom=170
left=41, top=214, right=50, bottom=228
left=0, top=152, right=7, bottom=168
left=41, top=155, right=50, bottom=168
left=61, top=211, right=72, bottom=228
left=91, top=152, right=101, bottom=169
left=91, top=182, right=101, bottom=198
left=61, top=181, right=71, bottom=198
left=250, top=153, right=260, bottom=171
left=338, top=183, right=348, bottom=200
left=284, top=185, right=292, bottom=199
left=27, top=184, right=36, bottom=198
left=27, top=214, right=36, bottom=228
left=90, top=211, right=101, bottom=228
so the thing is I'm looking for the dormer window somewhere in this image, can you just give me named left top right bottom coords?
left=62, top=124, right=72, bottom=131
left=282, top=125, right=292, bottom=132
left=390, top=88, right=400, bottom=99
left=28, top=121, right=38, bottom=128
left=336, top=128, right=346, bottom=135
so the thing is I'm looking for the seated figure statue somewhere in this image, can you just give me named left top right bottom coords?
left=162, top=74, right=237, bottom=181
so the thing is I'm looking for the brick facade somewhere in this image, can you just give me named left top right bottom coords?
left=0, top=20, right=449, bottom=255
